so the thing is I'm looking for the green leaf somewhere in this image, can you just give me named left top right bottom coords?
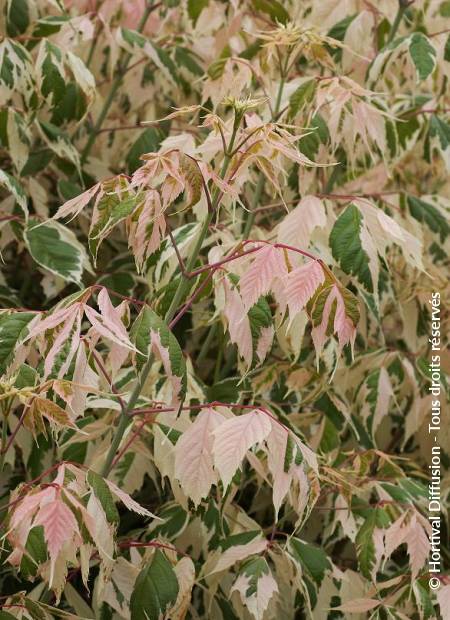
left=408, top=33, right=436, bottom=81
left=407, top=195, right=449, bottom=241
left=0, top=169, right=27, bottom=214
left=308, top=274, right=360, bottom=345
left=239, top=557, right=270, bottom=596
left=319, top=417, right=340, bottom=452
left=356, top=519, right=376, bottom=580
left=327, top=15, right=356, bottom=42
left=0, top=107, right=30, bottom=173
left=147, top=41, right=178, bottom=83
left=414, top=582, right=436, bottom=619
left=187, top=0, right=209, bottom=25
left=130, top=307, right=187, bottom=404
left=5, top=0, right=30, bottom=36
left=130, top=550, right=179, bottom=620
left=444, top=34, right=450, bottom=62
left=126, top=127, right=162, bottom=173
left=248, top=296, right=273, bottom=364
left=37, top=120, right=80, bottom=168
left=289, top=80, right=316, bottom=118
left=440, top=0, right=450, bottom=16
left=327, top=14, right=356, bottom=60
left=20, top=526, right=47, bottom=579
left=206, top=376, right=245, bottom=403
left=251, top=0, right=289, bottom=24
left=356, top=507, right=390, bottom=579
left=314, top=393, right=345, bottom=431
left=289, top=538, right=331, bottom=586
left=25, top=219, right=91, bottom=284
left=88, top=184, right=137, bottom=262
left=0, top=39, right=35, bottom=107
left=219, top=530, right=261, bottom=551
left=87, top=470, right=120, bottom=524
left=14, top=363, right=39, bottom=389
left=175, top=46, right=204, bottom=76
left=32, top=16, right=70, bottom=39
left=150, top=503, right=188, bottom=538
left=207, top=45, right=231, bottom=79
left=300, top=114, right=329, bottom=160
left=239, top=41, right=262, bottom=61
left=396, top=115, right=420, bottom=150
left=21, top=149, right=53, bottom=176
left=38, top=41, right=66, bottom=107
left=330, top=204, right=375, bottom=293
left=0, top=311, right=35, bottom=376
left=283, top=434, right=302, bottom=471
left=428, top=115, right=450, bottom=171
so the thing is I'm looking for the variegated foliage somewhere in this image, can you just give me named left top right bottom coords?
left=0, top=1, right=449, bottom=619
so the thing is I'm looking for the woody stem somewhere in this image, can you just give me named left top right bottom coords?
left=81, top=2, right=154, bottom=165
left=100, top=121, right=240, bottom=476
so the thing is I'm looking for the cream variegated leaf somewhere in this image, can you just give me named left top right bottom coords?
left=212, top=410, right=272, bottom=488
left=174, top=408, right=226, bottom=506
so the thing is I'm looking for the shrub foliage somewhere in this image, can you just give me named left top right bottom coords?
left=0, top=0, right=449, bottom=618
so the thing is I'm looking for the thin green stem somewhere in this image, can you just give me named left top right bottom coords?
left=0, top=416, right=8, bottom=471
left=197, top=322, right=218, bottom=364
left=241, top=74, right=286, bottom=235
left=274, top=76, right=286, bottom=121
left=85, top=0, right=103, bottom=68
left=100, top=117, right=240, bottom=476
left=387, top=1, right=409, bottom=45
left=100, top=411, right=130, bottom=476
left=0, top=397, right=13, bottom=471
left=165, top=126, right=238, bottom=323
left=324, top=161, right=342, bottom=194
left=213, top=332, right=224, bottom=384
left=81, top=3, right=153, bottom=164
left=242, top=174, right=265, bottom=238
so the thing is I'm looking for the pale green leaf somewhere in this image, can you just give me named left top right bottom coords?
left=409, top=33, right=436, bottom=81
left=330, top=204, right=376, bottom=293
left=130, top=550, right=179, bottom=620
left=0, top=311, right=35, bottom=376
left=24, top=219, right=92, bottom=285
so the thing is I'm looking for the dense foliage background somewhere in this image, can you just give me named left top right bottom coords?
left=0, top=0, right=449, bottom=618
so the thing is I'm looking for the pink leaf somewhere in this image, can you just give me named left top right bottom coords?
left=105, top=479, right=159, bottom=519
left=286, top=261, right=325, bottom=317
left=128, top=190, right=166, bottom=273
left=84, top=290, right=136, bottom=351
left=223, top=279, right=253, bottom=367
left=150, top=329, right=183, bottom=408
left=207, top=538, right=268, bottom=575
left=34, top=499, right=79, bottom=561
left=53, top=183, right=101, bottom=222
left=311, top=284, right=357, bottom=356
left=405, top=513, right=430, bottom=579
left=212, top=409, right=272, bottom=488
left=384, top=513, right=408, bottom=560
left=266, top=423, right=292, bottom=518
left=43, top=305, right=82, bottom=379
left=256, top=325, right=274, bottom=364
left=26, top=305, right=79, bottom=341
left=277, top=195, right=327, bottom=249
left=10, top=487, right=56, bottom=530
left=174, top=408, right=226, bottom=506
left=437, top=584, right=450, bottom=620
left=240, top=245, right=287, bottom=310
